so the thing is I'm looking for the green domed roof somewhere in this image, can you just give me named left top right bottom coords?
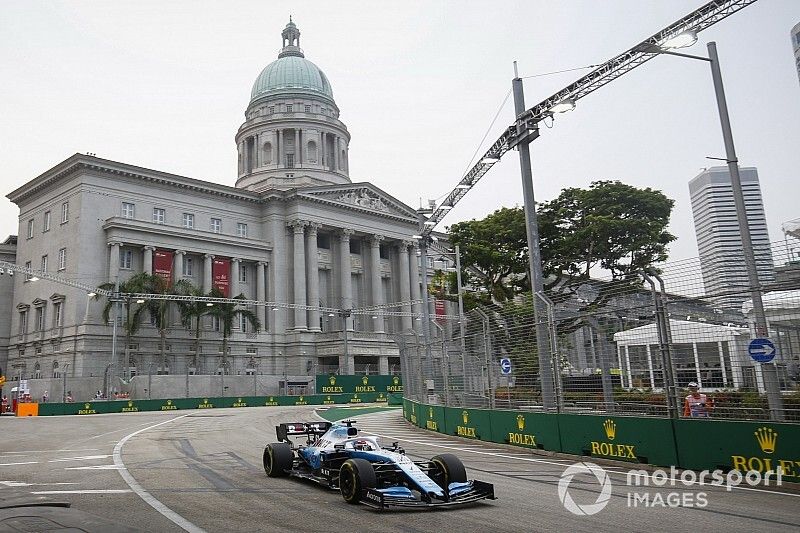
left=250, top=55, right=333, bottom=102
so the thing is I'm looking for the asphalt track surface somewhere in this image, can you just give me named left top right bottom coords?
left=2, top=406, right=799, bottom=532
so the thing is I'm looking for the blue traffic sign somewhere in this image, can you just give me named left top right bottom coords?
left=500, top=358, right=512, bottom=375
left=748, top=338, right=777, bottom=363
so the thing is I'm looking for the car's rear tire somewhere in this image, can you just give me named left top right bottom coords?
left=429, top=453, right=467, bottom=489
left=263, top=442, right=293, bottom=477
left=339, top=458, right=376, bottom=504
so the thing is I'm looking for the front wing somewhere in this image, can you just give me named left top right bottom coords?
left=361, top=480, right=496, bottom=510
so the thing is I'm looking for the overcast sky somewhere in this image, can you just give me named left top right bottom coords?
left=1, top=0, right=798, bottom=265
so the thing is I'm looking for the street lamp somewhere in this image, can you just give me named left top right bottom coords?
left=646, top=36, right=784, bottom=421
left=61, top=362, right=70, bottom=403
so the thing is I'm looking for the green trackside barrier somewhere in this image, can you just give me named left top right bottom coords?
left=404, top=399, right=420, bottom=426
left=315, top=374, right=404, bottom=395
left=34, top=393, right=383, bottom=416
left=388, top=393, right=403, bottom=406
left=445, top=407, right=492, bottom=440
left=37, top=403, right=67, bottom=416
left=673, top=418, right=800, bottom=482
left=558, top=413, right=678, bottom=466
left=422, top=404, right=446, bottom=433
left=489, top=410, right=560, bottom=452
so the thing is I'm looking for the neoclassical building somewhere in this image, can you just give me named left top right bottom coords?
left=1, top=20, right=433, bottom=380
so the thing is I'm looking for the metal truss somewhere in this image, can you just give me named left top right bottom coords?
left=422, top=0, right=758, bottom=235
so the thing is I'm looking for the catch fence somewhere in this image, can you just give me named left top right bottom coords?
left=401, top=240, right=800, bottom=422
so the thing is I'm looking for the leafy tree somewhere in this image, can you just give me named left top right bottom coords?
left=98, top=272, right=163, bottom=377
left=207, top=289, right=261, bottom=371
left=448, top=181, right=675, bottom=308
left=538, top=180, right=675, bottom=284
left=173, top=279, right=215, bottom=372
left=143, top=275, right=177, bottom=373
left=448, top=207, right=528, bottom=303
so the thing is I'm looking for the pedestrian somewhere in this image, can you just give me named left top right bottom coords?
left=683, top=382, right=713, bottom=417
left=1, top=395, right=7, bottom=413
left=65, top=391, right=73, bottom=403
left=42, top=390, right=48, bottom=403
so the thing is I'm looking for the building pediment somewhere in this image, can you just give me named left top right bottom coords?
left=297, top=183, right=418, bottom=221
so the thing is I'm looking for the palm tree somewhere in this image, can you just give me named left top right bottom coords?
left=98, top=272, right=161, bottom=378
left=207, top=288, right=261, bottom=372
left=173, top=279, right=215, bottom=372
left=143, top=275, right=175, bottom=373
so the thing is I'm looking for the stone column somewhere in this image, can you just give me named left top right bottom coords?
left=254, top=134, right=260, bottom=167
left=272, top=130, right=278, bottom=165
left=289, top=220, right=308, bottom=330
left=231, top=258, right=241, bottom=298
left=369, top=234, right=385, bottom=333
left=294, top=129, right=300, bottom=166
left=409, top=242, right=421, bottom=332
left=143, top=246, right=154, bottom=275
left=108, top=242, right=121, bottom=284
left=172, top=250, right=186, bottom=326
left=306, top=223, right=321, bottom=331
left=173, top=250, right=185, bottom=283
left=320, top=131, right=326, bottom=169
left=203, top=254, right=214, bottom=292
left=277, top=129, right=282, bottom=167
left=398, top=241, right=413, bottom=331
left=298, top=129, right=303, bottom=165
left=334, top=136, right=341, bottom=171
left=257, top=261, right=267, bottom=331
left=339, top=229, right=354, bottom=330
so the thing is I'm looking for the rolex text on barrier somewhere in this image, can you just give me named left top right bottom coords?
left=674, top=419, right=800, bottom=482
left=316, top=375, right=403, bottom=395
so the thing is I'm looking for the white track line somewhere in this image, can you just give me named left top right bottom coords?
left=113, top=414, right=207, bottom=533
left=0, top=461, right=38, bottom=466
left=32, top=489, right=132, bottom=495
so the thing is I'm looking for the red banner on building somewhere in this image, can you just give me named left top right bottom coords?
left=153, top=250, right=174, bottom=287
left=435, top=299, right=446, bottom=323
left=212, top=257, right=231, bottom=297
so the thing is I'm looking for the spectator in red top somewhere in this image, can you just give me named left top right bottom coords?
left=683, top=382, right=713, bottom=417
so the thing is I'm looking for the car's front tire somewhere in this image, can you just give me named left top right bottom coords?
left=263, top=442, right=293, bottom=477
left=339, top=458, right=377, bottom=504
left=429, top=453, right=467, bottom=489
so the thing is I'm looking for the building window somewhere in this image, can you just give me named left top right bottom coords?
left=122, top=202, right=135, bottom=219
left=19, top=311, right=27, bottom=334
left=43, top=211, right=51, bottom=232
left=54, top=302, right=63, bottom=328
left=237, top=222, right=248, bottom=238
left=268, top=106, right=274, bottom=114
left=181, top=213, right=194, bottom=229
left=35, top=307, right=44, bottom=331
left=183, top=257, right=194, bottom=277
left=286, top=104, right=293, bottom=113
left=239, top=264, right=247, bottom=283
left=120, top=249, right=132, bottom=270
left=212, top=315, right=221, bottom=332
left=304, top=105, right=311, bottom=113
left=61, top=202, right=69, bottom=223
left=239, top=314, right=248, bottom=333
left=41, top=255, right=48, bottom=273
left=58, top=248, right=66, bottom=270
left=211, top=218, right=222, bottom=233
left=286, top=153, right=294, bottom=168
left=24, top=261, right=32, bottom=281
left=153, top=208, right=165, bottom=224
left=27, top=219, right=34, bottom=239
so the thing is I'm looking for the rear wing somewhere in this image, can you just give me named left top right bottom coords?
left=276, top=422, right=333, bottom=443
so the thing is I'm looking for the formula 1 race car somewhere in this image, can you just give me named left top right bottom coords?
left=262, top=420, right=496, bottom=509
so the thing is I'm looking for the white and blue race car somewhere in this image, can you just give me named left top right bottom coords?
left=263, top=420, right=496, bottom=509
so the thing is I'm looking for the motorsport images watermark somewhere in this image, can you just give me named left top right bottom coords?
left=557, top=461, right=784, bottom=516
